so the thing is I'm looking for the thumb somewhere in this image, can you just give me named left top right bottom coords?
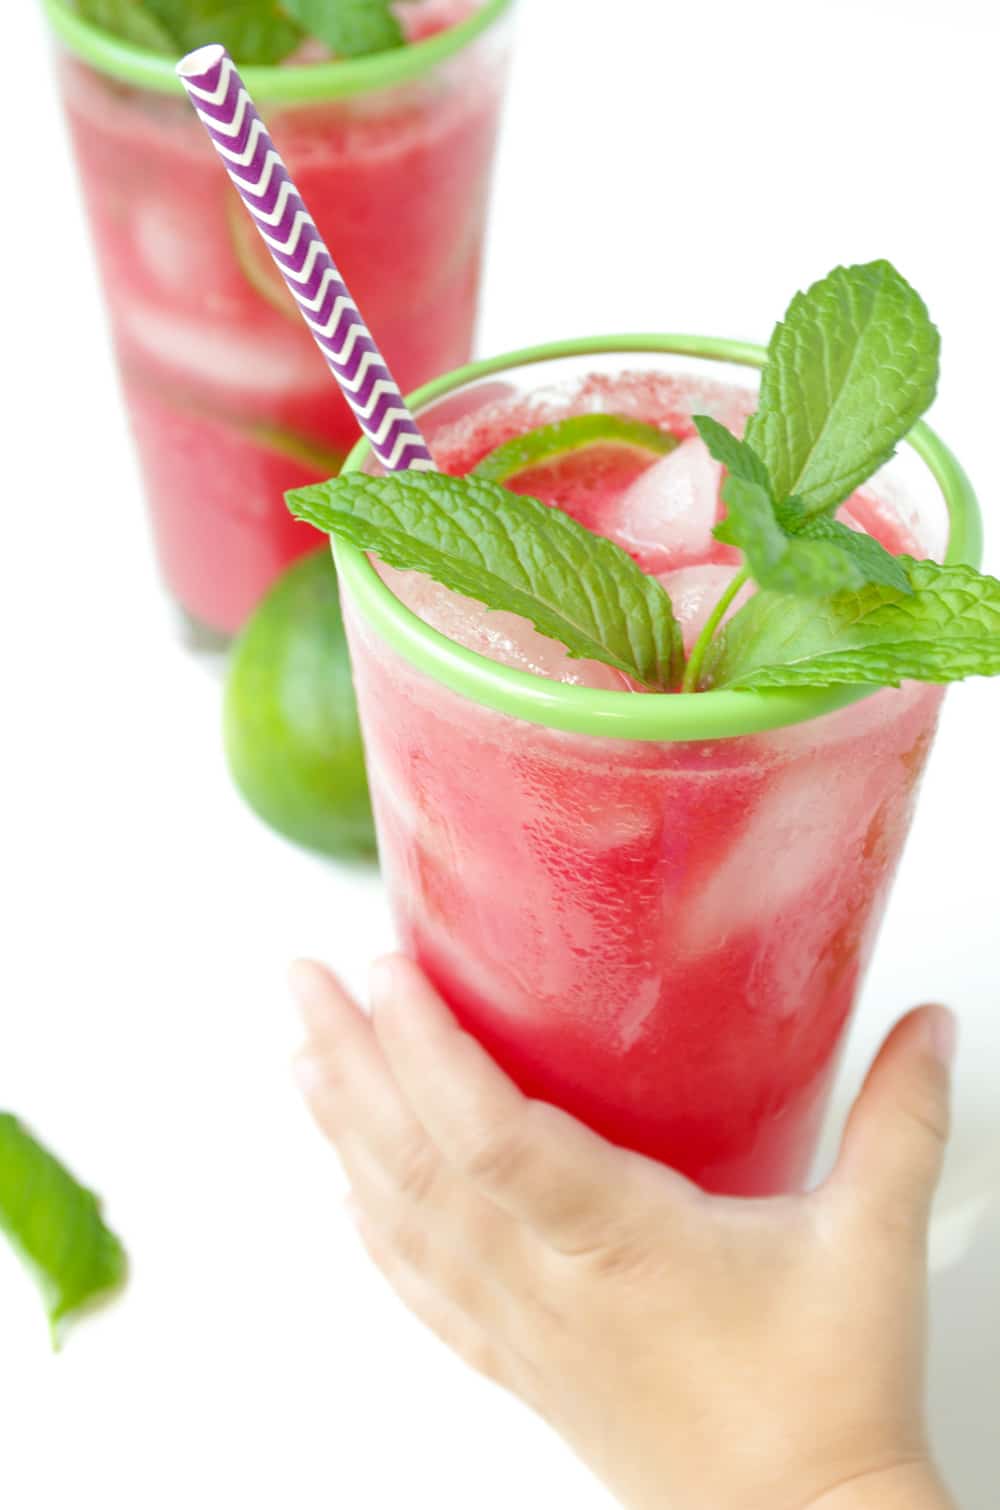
left=830, top=1005, right=956, bottom=1244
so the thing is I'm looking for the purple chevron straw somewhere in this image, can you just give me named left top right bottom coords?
left=176, top=44, right=435, bottom=474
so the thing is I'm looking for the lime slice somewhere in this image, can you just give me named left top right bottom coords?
left=224, top=550, right=376, bottom=860
left=472, top=414, right=678, bottom=484
left=226, top=190, right=302, bottom=326
left=124, top=365, right=346, bottom=475
left=244, top=421, right=345, bottom=475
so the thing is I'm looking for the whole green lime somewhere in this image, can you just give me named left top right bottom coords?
left=224, top=548, right=376, bottom=859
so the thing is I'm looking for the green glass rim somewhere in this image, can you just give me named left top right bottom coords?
left=334, top=333, right=984, bottom=743
left=39, top=0, right=514, bottom=100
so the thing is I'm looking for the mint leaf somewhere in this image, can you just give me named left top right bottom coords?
left=779, top=505, right=911, bottom=595
left=149, top=0, right=303, bottom=62
left=708, top=560, right=1000, bottom=690
left=745, top=261, right=940, bottom=517
left=691, top=414, right=772, bottom=491
left=287, top=471, right=685, bottom=689
left=284, top=0, right=404, bottom=56
left=0, top=1113, right=127, bottom=1345
left=718, top=478, right=866, bottom=595
left=716, top=473, right=851, bottom=594
left=74, top=0, right=182, bottom=50
left=695, top=414, right=912, bottom=598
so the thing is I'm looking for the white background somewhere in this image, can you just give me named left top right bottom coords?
left=3, top=1, right=998, bottom=1505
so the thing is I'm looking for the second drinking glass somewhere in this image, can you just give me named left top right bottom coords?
left=42, top=0, right=515, bottom=640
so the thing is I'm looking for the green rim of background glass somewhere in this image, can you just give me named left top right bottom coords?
left=40, top=0, right=514, bottom=99
left=334, top=333, right=983, bottom=743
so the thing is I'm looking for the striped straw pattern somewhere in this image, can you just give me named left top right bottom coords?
left=177, top=45, right=435, bottom=474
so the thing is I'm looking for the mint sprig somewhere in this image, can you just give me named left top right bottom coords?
left=745, top=260, right=940, bottom=517
left=287, top=259, right=997, bottom=702
left=682, top=259, right=995, bottom=694
left=0, top=1113, right=127, bottom=1346
left=708, top=560, right=1000, bottom=690
left=73, top=0, right=406, bottom=62
left=694, top=415, right=912, bottom=598
left=287, top=471, right=685, bottom=690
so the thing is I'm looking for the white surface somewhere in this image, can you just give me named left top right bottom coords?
left=2, top=1, right=998, bottom=1506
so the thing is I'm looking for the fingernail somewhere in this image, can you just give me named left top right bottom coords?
left=926, top=1005, right=958, bottom=1067
left=290, top=960, right=338, bottom=1039
left=292, top=1051, right=327, bottom=1096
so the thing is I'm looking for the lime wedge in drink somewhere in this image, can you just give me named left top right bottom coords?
left=224, top=550, right=376, bottom=860
left=472, top=414, right=678, bottom=526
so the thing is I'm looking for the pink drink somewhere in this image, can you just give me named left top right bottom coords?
left=51, top=1, right=511, bottom=635
left=343, top=367, right=944, bottom=1196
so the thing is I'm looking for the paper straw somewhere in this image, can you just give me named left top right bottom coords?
left=176, top=44, right=435, bottom=474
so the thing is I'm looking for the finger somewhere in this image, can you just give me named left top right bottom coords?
left=290, top=959, right=400, bottom=1142
left=829, top=1004, right=956, bottom=1243
left=370, top=954, right=695, bottom=1256
left=291, top=964, right=547, bottom=1352
left=291, top=965, right=533, bottom=1298
left=290, top=961, right=443, bottom=1204
left=349, top=1200, right=519, bottom=1399
left=291, top=958, right=372, bottom=1053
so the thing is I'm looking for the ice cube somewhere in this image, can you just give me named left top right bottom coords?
left=836, top=503, right=867, bottom=534
left=116, top=297, right=327, bottom=396
left=682, top=755, right=879, bottom=950
left=604, top=436, right=722, bottom=571
left=378, top=565, right=629, bottom=690
left=131, top=198, right=227, bottom=299
left=656, top=563, right=754, bottom=652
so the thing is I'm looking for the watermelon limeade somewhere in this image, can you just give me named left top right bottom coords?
left=341, top=364, right=945, bottom=1196
left=50, top=0, right=512, bottom=636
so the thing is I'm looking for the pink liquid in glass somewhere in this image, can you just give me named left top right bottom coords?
left=54, top=1, right=511, bottom=635
left=343, top=369, right=943, bottom=1196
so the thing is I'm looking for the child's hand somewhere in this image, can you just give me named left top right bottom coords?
left=292, top=955, right=957, bottom=1510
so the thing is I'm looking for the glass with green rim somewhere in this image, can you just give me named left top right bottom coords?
left=335, top=333, right=982, bottom=742
left=41, top=0, right=515, bottom=643
left=335, top=335, right=976, bottom=1195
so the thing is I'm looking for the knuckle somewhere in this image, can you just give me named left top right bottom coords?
left=459, top=1127, right=532, bottom=1189
left=575, top=1231, right=651, bottom=1280
left=560, top=1216, right=652, bottom=1278
left=902, top=1093, right=951, bottom=1150
left=384, top=1213, right=428, bottom=1270
left=393, top=1138, right=439, bottom=1204
left=864, top=1198, right=927, bottom=1254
